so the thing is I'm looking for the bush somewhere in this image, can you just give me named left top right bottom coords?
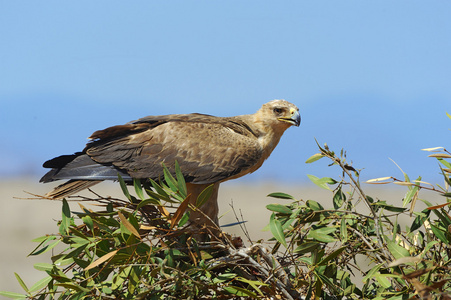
left=2, top=118, right=451, bottom=299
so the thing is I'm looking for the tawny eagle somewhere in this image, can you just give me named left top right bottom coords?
left=41, top=100, right=300, bottom=226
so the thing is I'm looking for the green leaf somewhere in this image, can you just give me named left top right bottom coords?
left=178, top=212, right=190, bottom=227
left=386, top=238, right=410, bottom=259
left=362, top=263, right=383, bottom=283
left=431, top=208, right=451, bottom=227
left=29, top=239, right=61, bottom=256
left=145, top=187, right=174, bottom=203
left=306, top=200, right=324, bottom=211
left=0, top=291, right=27, bottom=299
left=269, top=213, right=287, bottom=247
left=118, top=174, right=131, bottom=201
left=146, top=179, right=170, bottom=201
left=236, top=277, right=268, bottom=296
left=373, top=201, right=407, bottom=213
left=266, top=204, right=292, bottom=215
left=403, top=177, right=420, bottom=207
left=28, top=276, right=52, bottom=293
left=267, top=192, right=296, bottom=200
left=224, top=286, right=258, bottom=298
left=133, top=178, right=145, bottom=200
left=318, top=246, right=346, bottom=266
left=33, top=263, right=53, bottom=272
left=373, top=273, right=392, bottom=289
left=31, top=235, right=53, bottom=243
left=55, top=283, right=91, bottom=293
left=430, top=224, right=448, bottom=243
left=307, top=174, right=336, bottom=190
left=14, top=273, right=28, bottom=294
left=333, top=187, right=345, bottom=209
left=340, top=218, right=348, bottom=243
left=196, top=184, right=214, bottom=207
left=162, top=163, right=179, bottom=193
left=82, top=215, right=94, bottom=231
left=438, top=158, right=451, bottom=169
left=135, top=198, right=161, bottom=210
left=308, top=229, right=336, bottom=243
left=213, top=273, right=237, bottom=283
left=410, top=209, right=430, bottom=233
left=60, top=199, right=71, bottom=235
left=175, top=161, right=187, bottom=198
left=295, top=242, right=320, bottom=254
left=305, top=153, right=325, bottom=164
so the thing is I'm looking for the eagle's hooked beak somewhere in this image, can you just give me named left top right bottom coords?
left=279, top=108, right=301, bottom=127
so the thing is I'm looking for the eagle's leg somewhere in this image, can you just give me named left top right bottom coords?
left=186, top=182, right=220, bottom=229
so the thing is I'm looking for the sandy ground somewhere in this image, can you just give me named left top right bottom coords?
left=0, top=178, right=443, bottom=295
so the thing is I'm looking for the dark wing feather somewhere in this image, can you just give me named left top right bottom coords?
left=40, top=153, right=131, bottom=183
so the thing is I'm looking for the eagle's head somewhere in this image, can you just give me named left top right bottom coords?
left=261, top=99, right=301, bottom=129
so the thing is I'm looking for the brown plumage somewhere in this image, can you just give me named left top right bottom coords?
left=41, top=100, right=300, bottom=226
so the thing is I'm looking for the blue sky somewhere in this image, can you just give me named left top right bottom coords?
left=1, top=1, right=451, bottom=185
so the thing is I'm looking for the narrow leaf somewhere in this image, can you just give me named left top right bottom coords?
left=366, top=176, right=393, bottom=183
left=269, top=213, right=287, bottom=247
left=307, top=174, right=336, bottom=190
left=387, top=256, right=421, bottom=267
left=333, top=187, right=345, bottom=209
left=14, top=273, right=28, bottom=294
left=267, top=192, right=296, bottom=200
left=82, top=215, right=94, bottom=232
left=340, top=218, right=348, bottom=242
left=318, top=246, right=346, bottom=266
left=171, top=195, right=191, bottom=229
left=430, top=224, right=448, bottom=243
left=85, top=249, right=118, bottom=271
left=28, top=276, right=52, bottom=293
left=295, top=242, right=320, bottom=254
left=175, top=161, right=187, bottom=198
left=362, top=263, right=383, bottom=283
left=118, top=174, right=131, bottom=200
left=133, top=178, right=145, bottom=200
left=147, top=179, right=170, bottom=201
left=421, top=147, right=445, bottom=152
left=59, top=199, right=71, bottom=235
left=305, top=153, right=324, bottom=164
left=266, top=204, right=292, bottom=215
left=28, top=240, right=60, bottom=256
left=162, top=163, right=179, bottom=193
left=196, top=184, right=214, bottom=207
left=118, top=211, right=141, bottom=239
left=0, top=291, right=27, bottom=299
left=428, top=153, right=451, bottom=159
left=306, top=199, right=324, bottom=211
left=386, top=238, right=410, bottom=259
left=393, top=181, right=417, bottom=186
left=224, top=286, right=258, bottom=298
left=55, top=282, right=91, bottom=293
left=33, top=263, right=53, bottom=272
left=308, top=229, right=336, bottom=243
left=427, top=202, right=450, bottom=210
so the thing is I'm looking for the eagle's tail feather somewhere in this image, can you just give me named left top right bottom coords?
left=45, top=180, right=102, bottom=199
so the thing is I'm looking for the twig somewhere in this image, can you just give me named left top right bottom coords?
left=348, top=227, right=385, bottom=265
left=210, top=243, right=302, bottom=299
left=321, top=148, right=391, bottom=264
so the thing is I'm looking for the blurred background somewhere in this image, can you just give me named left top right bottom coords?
left=1, top=1, right=450, bottom=294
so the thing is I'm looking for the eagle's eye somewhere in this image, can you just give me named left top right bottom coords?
left=273, top=108, right=283, bottom=114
